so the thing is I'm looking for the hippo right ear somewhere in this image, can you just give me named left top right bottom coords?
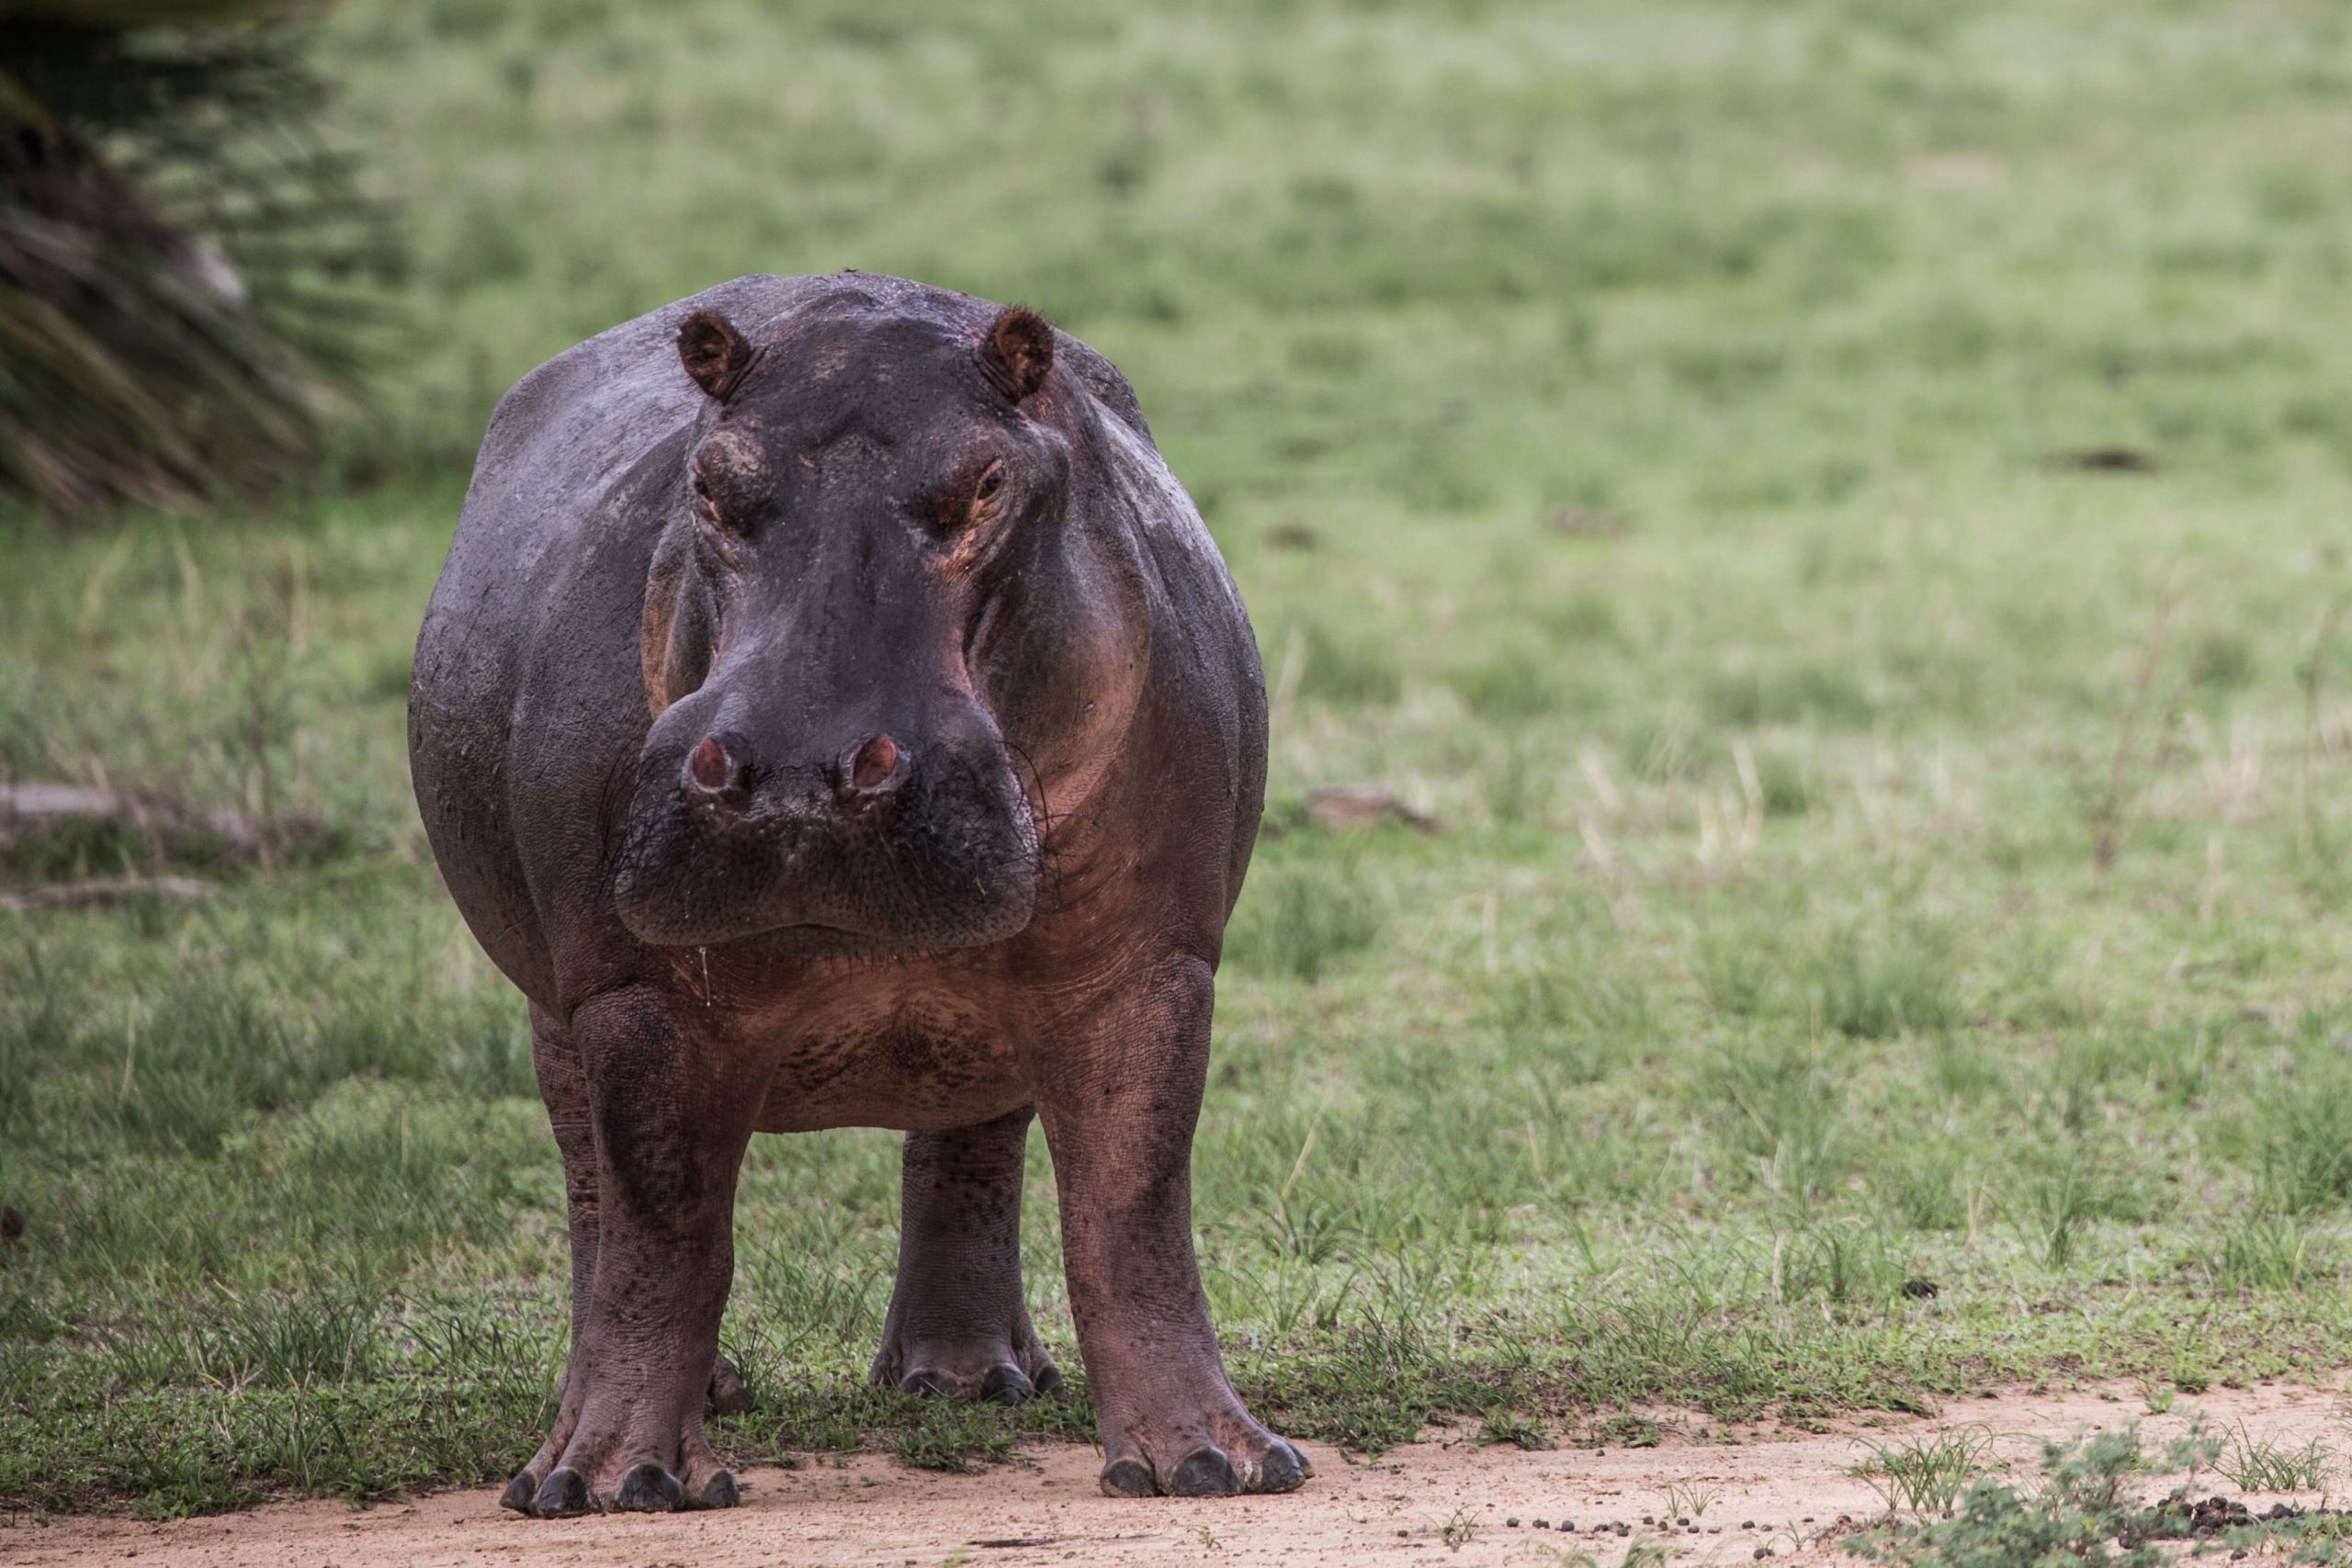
left=676, top=309, right=755, bottom=402
left=979, top=306, right=1055, bottom=403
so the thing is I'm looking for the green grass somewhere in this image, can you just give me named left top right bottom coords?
left=10, top=0, right=2352, bottom=1520
left=1853, top=1429, right=1999, bottom=1517
left=1846, top=1422, right=2352, bottom=1564
left=2215, top=1423, right=2337, bottom=1495
left=1844, top=1424, right=2207, bottom=1565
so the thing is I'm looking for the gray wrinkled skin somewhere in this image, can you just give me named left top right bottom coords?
left=408, top=273, right=1306, bottom=1516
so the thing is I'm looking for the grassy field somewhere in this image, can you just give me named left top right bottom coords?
left=6, top=0, right=2352, bottom=1520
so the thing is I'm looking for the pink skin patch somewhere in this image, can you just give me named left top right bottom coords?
left=690, top=736, right=730, bottom=791
left=852, top=734, right=899, bottom=791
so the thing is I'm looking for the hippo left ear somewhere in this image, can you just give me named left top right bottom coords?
left=979, top=306, right=1055, bottom=404
left=677, top=309, right=755, bottom=402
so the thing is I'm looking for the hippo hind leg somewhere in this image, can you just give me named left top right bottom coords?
left=870, top=1107, right=1063, bottom=1404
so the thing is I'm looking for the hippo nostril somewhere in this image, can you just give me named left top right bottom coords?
left=689, top=736, right=729, bottom=791
left=849, top=733, right=899, bottom=793
left=684, top=732, right=754, bottom=800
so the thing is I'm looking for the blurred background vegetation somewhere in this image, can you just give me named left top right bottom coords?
left=6, top=0, right=2352, bottom=1519
left=0, top=0, right=392, bottom=513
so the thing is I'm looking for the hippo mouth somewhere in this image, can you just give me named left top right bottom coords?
left=609, top=738, right=1042, bottom=955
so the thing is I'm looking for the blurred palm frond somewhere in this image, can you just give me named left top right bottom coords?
left=0, top=2, right=393, bottom=516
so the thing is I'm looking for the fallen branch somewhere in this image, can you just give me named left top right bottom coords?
left=1303, top=785, right=1441, bottom=835
left=0, top=781, right=329, bottom=865
left=0, top=875, right=218, bottom=912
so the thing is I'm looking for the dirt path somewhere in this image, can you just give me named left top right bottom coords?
left=7, top=1381, right=2346, bottom=1567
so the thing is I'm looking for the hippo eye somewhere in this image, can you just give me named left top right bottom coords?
left=972, top=461, right=1006, bottom=507
left=933, top=460, right=1010, bottom=544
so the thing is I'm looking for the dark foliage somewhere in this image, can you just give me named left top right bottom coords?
left=0, top=2, right=392, bottom=515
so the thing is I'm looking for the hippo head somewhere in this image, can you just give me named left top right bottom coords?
left=611, top=296, right=1149, bottom=955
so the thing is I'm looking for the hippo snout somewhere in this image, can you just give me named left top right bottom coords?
left=675, top=728, right=916, bottom=830
left=616, top=716, right=1040, bottom=955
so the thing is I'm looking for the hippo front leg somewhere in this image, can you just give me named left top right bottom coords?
left=510, top=987, right=759, bottom=1517
left=870, top=1108, right=1063, bottom=1404
left=503, top=1004, right=752, bottom=1515
left=1035, top=957, right=1310, bottom=1498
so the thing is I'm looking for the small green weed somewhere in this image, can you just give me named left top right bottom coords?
left=2204, top=1214, right=2324, bottom=1293
left=2214, top=1423, right=2332, bottom=1494
left=1843, top=1424, right=2218, bottom=1566
left=1876, top=1145, right=1970, bottom=1233
left=1476, top=1411, right=1553, bottom=1450
left=1662, top=1478, right=1716, bottom=1518
left=1582, top=1414, right=1662, bottom=1450
left=1850, top=1428, right=1996, bottom=1517
left=1479, top=957, right=1645, bottom=1079
left=2023, top=1167, right=2097, bottom=1273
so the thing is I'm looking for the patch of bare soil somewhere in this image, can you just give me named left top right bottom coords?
left=7, top=1381, right=2346, bottom=1568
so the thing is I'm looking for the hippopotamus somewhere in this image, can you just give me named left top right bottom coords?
left=407, top=273, right=1302, bottom=1516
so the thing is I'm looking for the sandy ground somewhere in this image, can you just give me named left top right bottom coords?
left=7, top=1381, right=2347, bottom=1568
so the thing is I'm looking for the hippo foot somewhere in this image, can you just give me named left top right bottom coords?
left=498, top=1403, right=739, bottom=1517
left=899, top=1358, right=1064, bottom=1405
left=499, top=1355, right=752, bottom=1517
left=1097, top=1412, right=1311, bottom=1499
left=871, top=1325, right=1062, bottom=1406
left=501, top=1452, right=739, bottom=1517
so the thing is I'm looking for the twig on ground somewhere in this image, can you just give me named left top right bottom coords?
left=0, top=876, right=218, bottom=912
left=0, top=781, right=327, bottom=865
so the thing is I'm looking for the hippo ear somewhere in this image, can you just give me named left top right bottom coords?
left=676, top=309, right=755, bottom=402
left=978, top=306, right=1055, bottom=404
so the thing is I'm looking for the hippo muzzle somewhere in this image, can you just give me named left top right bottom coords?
left=612, top=686, right=1041, bottom=954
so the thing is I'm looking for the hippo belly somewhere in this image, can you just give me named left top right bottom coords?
left=749, top=977, right=1033, bottom=1134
